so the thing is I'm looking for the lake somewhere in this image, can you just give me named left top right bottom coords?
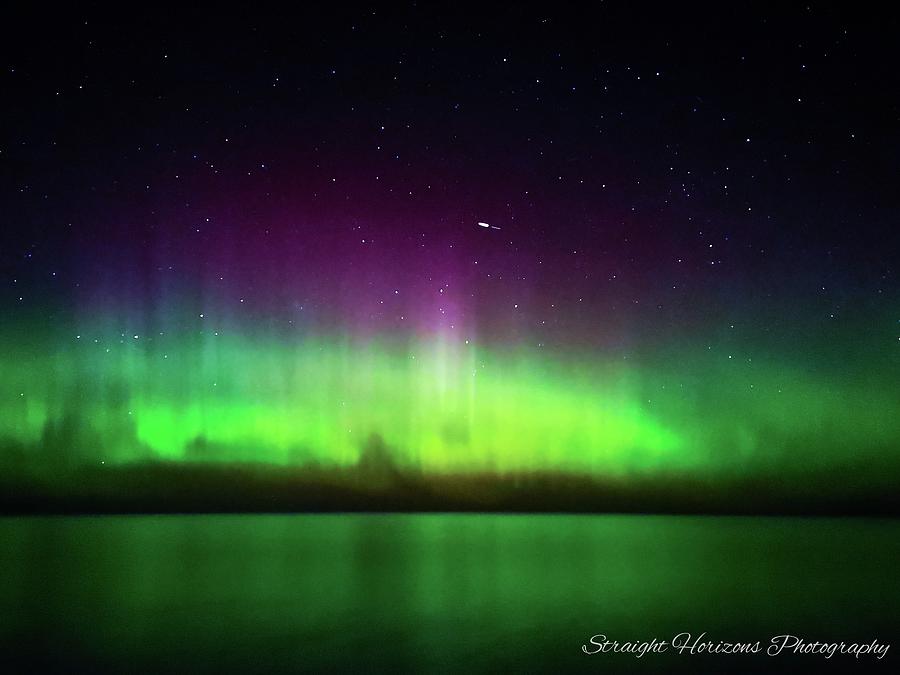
left=0, top=514, right=897, bottom=673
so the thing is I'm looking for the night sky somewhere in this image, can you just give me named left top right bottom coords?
left=1, top=4, right=899, bottom=498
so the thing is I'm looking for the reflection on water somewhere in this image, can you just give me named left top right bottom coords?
left=0, top=515, right=897, bottom=673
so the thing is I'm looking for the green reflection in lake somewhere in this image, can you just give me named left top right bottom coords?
left=1, top=515, right=897, bottom=673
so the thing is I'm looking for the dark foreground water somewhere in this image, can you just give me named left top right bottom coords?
left=0, top=515, right=897, bottom=673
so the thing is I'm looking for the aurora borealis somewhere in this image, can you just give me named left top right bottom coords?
left=2, top=3, right=899, bottom=511
left=2, top=327, right=899, bottom=482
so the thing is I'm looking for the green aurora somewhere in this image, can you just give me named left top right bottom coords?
left=2, top=325, right=898, bottom=483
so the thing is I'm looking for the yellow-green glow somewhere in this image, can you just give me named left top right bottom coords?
left=1, top=331, right=898, bottom=479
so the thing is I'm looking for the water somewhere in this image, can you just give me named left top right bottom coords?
left=0, top=514, right=897, bottom=673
